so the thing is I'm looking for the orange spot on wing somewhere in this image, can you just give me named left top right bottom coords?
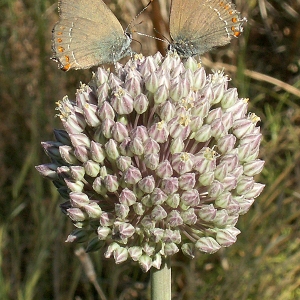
left=58, top=46, right=65, bottom=53
left=231, top=26, right=241, bottom=37
left=57, top=38, right=62, bottom=43
left=62, top=63, right=71, bottom=71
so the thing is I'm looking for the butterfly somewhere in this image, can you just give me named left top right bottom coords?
left=168, top=0, right=247, bottom=57
left=52, top=0, right=132, bottom=71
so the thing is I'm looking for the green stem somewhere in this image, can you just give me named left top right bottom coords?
left=151, top=257, right=171, bottom=300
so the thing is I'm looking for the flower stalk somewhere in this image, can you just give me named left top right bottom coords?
left=151, top=257, right=171, bottom=300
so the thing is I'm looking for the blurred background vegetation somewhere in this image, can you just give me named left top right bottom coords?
left=0, top=0, right=300, bottom=299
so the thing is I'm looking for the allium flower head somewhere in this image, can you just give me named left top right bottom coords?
left=36, top=52, right=264, bottom=272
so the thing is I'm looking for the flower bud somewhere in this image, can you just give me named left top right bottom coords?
left=195, top=237, right=221, bottom=254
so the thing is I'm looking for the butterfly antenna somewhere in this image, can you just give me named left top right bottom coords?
left=126, top=0, right=153, bottom=33
left=136, top=31, right=167, bottom=44
left=152, top=27, right=171, bottom=44
left=131, top=24, right=168, bottom=44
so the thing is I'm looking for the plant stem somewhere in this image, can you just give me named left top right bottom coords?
left=151, top=257, right=171, bottom=300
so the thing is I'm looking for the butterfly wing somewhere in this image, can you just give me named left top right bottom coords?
left=52, top=0, right=131, bottom=70
left=169, top=0, right=246, bottom=56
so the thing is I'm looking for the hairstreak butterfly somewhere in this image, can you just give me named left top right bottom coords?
left=168, top=0, right=247, bottom=57
left=52, top=0, right=133, bottom=71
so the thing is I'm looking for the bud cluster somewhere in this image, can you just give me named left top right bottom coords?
left=36, top=52, right=264, bottom=272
